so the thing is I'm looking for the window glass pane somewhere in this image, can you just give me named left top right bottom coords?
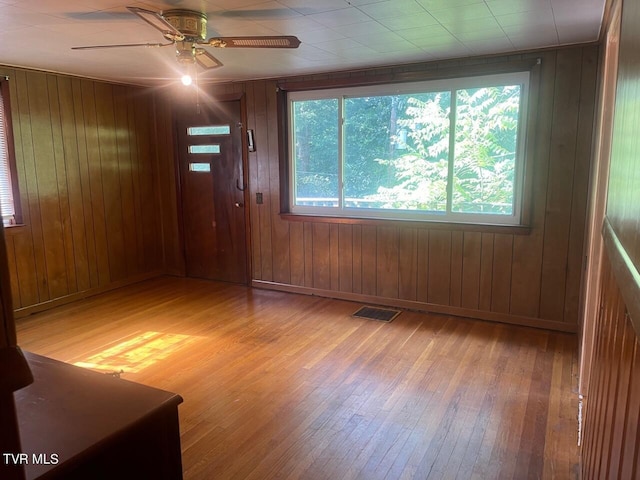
left=452, top=85, right=521, bottom=215
left=292, top=99, right=339, bottom=207
left=188, top=144, right=221, bottom=154
left=189, top=163, right=211, bottom=172
left=0, top=84, right=15, bottom=223
left=187, top=125, right=230, bottom=136
left=344, top=92, right=450, bottom=212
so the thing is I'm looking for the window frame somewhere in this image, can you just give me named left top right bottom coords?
left=279, top=63, right=539, bottom=230
left=0, top=77, right=22, bottom=227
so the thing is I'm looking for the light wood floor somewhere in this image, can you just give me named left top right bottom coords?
left=16, top=276, right=579, bottom=479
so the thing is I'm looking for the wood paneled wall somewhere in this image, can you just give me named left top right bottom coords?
left=606, top=1, right=640, bottom=278
left=0, top=67, right=165, bottom=315
left=4, top=45, right=598, bottom=332
left=602, top=0, right=640, bottom=331
left=181, top=45, right=598, bottom=332
left=582, top=254, right=640, bottom=479
left=581, top=0, right=640, bottom=475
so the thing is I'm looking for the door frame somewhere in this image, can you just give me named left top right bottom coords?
left=172, top=91, right=252, bottom=285
left=578, top=1, right=621, bottom=400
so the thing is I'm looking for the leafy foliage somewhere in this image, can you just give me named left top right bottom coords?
left=452, top=86, right=521, bottom=214
left=373, top=92, right=451, bottom=211
left=293, top=99, right=339, bottom=198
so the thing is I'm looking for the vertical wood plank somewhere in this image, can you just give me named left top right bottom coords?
left=81, top=79, right=110, bottom=286
left=605, top=320, right=635, bottom=479
left=510, top=50, right=557, bottom=318
left=329, top=224, right=339, bottom=291
left=352, top=225, right=362, bottom=294
left=29, top=72, right=68, bottom=299
left=71, top=78, right=99, bottom=288
left=312, top=223, right=331, bottom=290
left=618, top=339, right=640, bottom=479
left=427, top=230, right=451, bottom=305
left=461, top=232, right=481, bottom=309
left=246, top=82, right=262, bottom=281
left=113, top=85, right=140, bottom=278
left=479, top=233, right=494, bottom=311
left=338, top=224, right=353, bottom=293
left=491, top=234, right=513, bottom=314
left=289, top=222, right=305, bottom=286
left=564, top=46, right=598, bottom=324
left=416, top=229, right=429, bottom=303
left=5, top=235, right=20, bottom=308
left=376, top=226, right=399, bottom=299
left=125, top=85, right=146, bottom=276
left=272, top=218, right=292, bottom=284
left=267, top=81, right=290, bottom=285
left=47, top=75, right=76, bottom=296
left=254, top=81, right=273, bottom=281
left=12, top=230, right=38, bottom=307
left=398, top=227, right=418, bottom=301
left=539, top=48, right=583, bottom=321
left=57, top=76, right=91, bottom=292
left=13, top=70, right=44, bottom=304
left=132, top=92, right=159, bottom=272
left=449, top=231, right=463, bottom=307
left=361, top=225, right=377, bottom=296
left=95, top=82, right=126, bottom=282
left=157, top=93, right=184, bottom=275
left=303, top=222, right=314, bottom=288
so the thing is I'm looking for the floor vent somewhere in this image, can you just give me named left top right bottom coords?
left=352, top=306, right=401, bottom=323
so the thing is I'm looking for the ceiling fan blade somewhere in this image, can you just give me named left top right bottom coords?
left=206, top=36, right=301, bottom=48
left=195, top=50, right=223, bottom=69
left=72, top=42, right=173, bottom=50
left=126, top=6, right=185, bottom=41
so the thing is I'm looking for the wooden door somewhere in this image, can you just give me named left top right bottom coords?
left=176, top=100, right=248, bottom=284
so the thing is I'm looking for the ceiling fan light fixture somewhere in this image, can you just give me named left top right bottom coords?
left=163, top=9, right=207, bottom=41
left=72, top=7, right=301, bottom=82
left=181, top=74, right=193, bottom=86
left=175, top=42, right=196, bottom=64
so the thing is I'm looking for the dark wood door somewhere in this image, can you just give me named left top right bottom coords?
left=176, top=100, right=248, bottom=284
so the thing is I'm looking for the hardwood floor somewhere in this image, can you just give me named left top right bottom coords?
left=15, top=276, right=579, bottom=479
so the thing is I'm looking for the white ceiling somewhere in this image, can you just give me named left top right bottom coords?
left=0, top=0, right=606, bottom=86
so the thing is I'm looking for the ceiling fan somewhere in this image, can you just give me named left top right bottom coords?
left=72, top=7, right=301, bottom=78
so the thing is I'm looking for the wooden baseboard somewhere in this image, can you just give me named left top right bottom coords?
left=14, top=271, right=578, bottom=333
left=252, top=280, right=578, bottom=333
left=14, top=271, right=165, bottom=319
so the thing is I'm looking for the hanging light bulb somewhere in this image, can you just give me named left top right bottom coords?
left=176, top=41, right=196, bottom=87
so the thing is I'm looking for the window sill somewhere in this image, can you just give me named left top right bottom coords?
left=280, top=213, right=531, bottom=235
left=4, top=223, right=27, bottom=235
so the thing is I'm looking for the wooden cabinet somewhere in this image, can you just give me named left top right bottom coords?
left=8, top=352, right=183, bottom=480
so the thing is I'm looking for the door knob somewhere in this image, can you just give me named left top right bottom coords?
left=234, top=202, right=244, bottom=208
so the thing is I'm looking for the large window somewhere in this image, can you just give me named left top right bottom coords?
left=0, top=78, right=19, bottom=226
left=287, top=72, right=529, bottom=225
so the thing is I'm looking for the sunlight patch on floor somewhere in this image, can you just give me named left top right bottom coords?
left=74, top=331, right=201, bottom=374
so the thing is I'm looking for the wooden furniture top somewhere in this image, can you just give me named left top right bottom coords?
left=14, top=352, right=183, bottom=479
